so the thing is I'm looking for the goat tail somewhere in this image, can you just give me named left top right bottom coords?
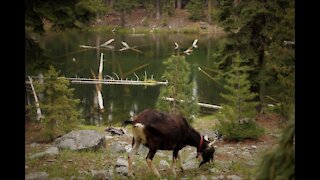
left=122, top=119, right=134, bottom=127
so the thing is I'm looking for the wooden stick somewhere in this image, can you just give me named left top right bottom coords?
left=162, top=97, right=222, bottom=109
left=27, top=76, right=43, bottom=121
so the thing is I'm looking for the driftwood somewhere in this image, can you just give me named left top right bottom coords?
left=27, top=76, right=43, bottom=121
left=162, top=97, right=222, bottom=109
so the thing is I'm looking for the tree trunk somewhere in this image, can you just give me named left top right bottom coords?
left=120, top=11, right=125, bottom=27
left=208, top=0, right=213, bottom=24
left=156, top=0, right=161, bottom=20
left=177, top=0, right=182, bottom=9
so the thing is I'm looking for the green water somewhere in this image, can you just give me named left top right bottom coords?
left=27, top=31, right=231, bottom=125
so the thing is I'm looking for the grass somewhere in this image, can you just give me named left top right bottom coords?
left=85, top=24, right=209, bottom=34
left=25, top=113, right=281, bottom=179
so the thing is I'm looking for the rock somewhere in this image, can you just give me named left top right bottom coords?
left=183, top=159, right=198, bottom=170
left=51, top=178, right=65, bottom=180
left=105, top=135, right=113, bottom=140
left=184, top=152, right=197, bottom=162
left=91, top=170, right=113, bottom=180
left=251, top=145, right=257, bottom=149
left=116, top=157, right=128, bottom=167
left=157, top=152, right=166, bottom=157
left=105, top=127, right=126, bottom=136
left=25, top=172, right=49, bottom=180
left=108, top=141, right=129, bottom=154
left=159, top=160, right=170, bottom=170
left=227, top=175, right=242, bottom=180
left=70, top=176, right=85, bottom=180
left=200, top=175, right=207, bottom=180
left=209, top=168, right=219, bottom=174
left=124, top=144, right=132, bottom=153
left=115, top=166, right=128, bottom=176
left=211, top=175, right=225, bottom=180
left=54, top=130, right=105, bottom=151
left=30, top=146, right=59, bottom=159
left=30, top=142, right=39, bottom=147
left=199, top=22, right=210, bottom=29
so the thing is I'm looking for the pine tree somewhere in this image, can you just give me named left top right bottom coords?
left=217, top=53, right=264, bottom=140
left=156, top=55, right=199, bottom=122
left=186, top=0, right=205, bottom=21
left=255, top=116, right=295, bottom=179
left=113, top=0, right=138, bottom=27
left=213, top=0, right=295, bottom=116
left=34, top=66, right=81, bottom=141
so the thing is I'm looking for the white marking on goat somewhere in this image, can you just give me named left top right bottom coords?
left=132, top=123, right=147, bottom=144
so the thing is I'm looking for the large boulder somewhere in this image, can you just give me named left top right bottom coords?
left=54, top=130, right=105, bottom=151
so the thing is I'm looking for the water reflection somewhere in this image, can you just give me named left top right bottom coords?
left=30, top=31, right=226, bottom=125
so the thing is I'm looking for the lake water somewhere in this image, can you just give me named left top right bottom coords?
left=26, top=31, right=248, bottom=125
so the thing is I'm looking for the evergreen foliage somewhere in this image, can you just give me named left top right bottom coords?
left=186, top=0, right=205, bottom=21
left=256, top=117, right=295, bottom=179
left=34, top=66, right=81, bottom=141
left=113, top=0, right=139, bottom=27
left=156, top=55, right=199, bottom=122
left=213, top=0, right=295, bottom=117
left=25, top=0, right=105, bottom=34
left=216, top=53, right=264, bottom=140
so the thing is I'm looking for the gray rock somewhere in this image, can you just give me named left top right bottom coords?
left=70, top=176, right=85, bottom=180
left=211, top=175, right=225, bottom=180
left=50, top=178, right=65, bottom=180
left=199, top=22, right=210, bottom=29
left=200, top=175, right=207, bottom=180
left=184, top=152, right=197, bottom=162
left=251, top=145, right=257, bottom=149
left=115, top=166, right=128, bottom=176
left=124, top=144, right=132, bottom=153
left=183, top=159, right=198, bottom=170
left=227, top=175, right=242, bottom=180
left=108, top=141, right=128, bottom=154
left=116, top=157, right=128, bottom=167
left=209, top=168, right=219, bottom=174
left=54, top=130, right=105, bottom=151
left=159, top=160, right=170, bottom=170
left=157, top=152, right=166, bottom=157
left=29, top=146, right=59, bottom=159
left=91, top=170, right=113, bottom=180
left=105, top=127, right=126, bottom=136
left=105, top=135, right=113, bottom=140
left=25, top=172, right=49, bottom=180
left=30, top=142, right=39, bottom=147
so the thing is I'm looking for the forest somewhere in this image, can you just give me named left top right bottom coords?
left=25, top=0, right=294, bottom=179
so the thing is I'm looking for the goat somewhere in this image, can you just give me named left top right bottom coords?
left=122, top=109, right=217, bottom=178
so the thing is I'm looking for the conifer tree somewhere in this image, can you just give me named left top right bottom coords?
left=156, top=55, right=199, bottom=122
left=217, top=53, right=264, bottom=140
left=186, top=0, right=205, bottom=21
left=113, top=0, right=138, bottom=27
left=256, top=116, right=295, bottom=179
left=34, top=66, right=81, bottom=140
left=213, top=0, right=295, bottom=116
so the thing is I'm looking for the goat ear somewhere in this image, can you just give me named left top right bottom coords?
left=204, top=135, right=209, bottom=141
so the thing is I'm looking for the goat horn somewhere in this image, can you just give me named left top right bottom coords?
left=208, top=138, right=217, bottom=147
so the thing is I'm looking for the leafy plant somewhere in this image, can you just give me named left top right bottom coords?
left=33, top=66, right=81, bottom=141
left=156, top=55, right=199, bottom=122
left=216, top=53, right=264, bottom=140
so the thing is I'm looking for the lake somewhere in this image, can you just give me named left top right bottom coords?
left=26, top=31, right=251, bottom=125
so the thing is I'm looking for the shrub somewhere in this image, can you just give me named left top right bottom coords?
left=217, top=119, right=264, bottom=141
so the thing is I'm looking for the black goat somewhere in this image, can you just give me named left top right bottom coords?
left=123, top=109, right=217, bottom=178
